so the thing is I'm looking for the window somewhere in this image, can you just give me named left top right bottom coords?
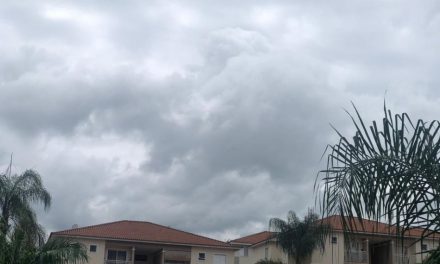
left=199, top=253, right=206, bottom=260
left=331, top=236, right=337, bottom=244
left=107, top=250, right=127, bottom=261
left=264, top=247, right=268, bottom=259
left=422, top=244, right=428, bottom=251
left=89, top=245, right=97, bottom=252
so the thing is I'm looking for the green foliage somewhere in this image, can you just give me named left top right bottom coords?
left=423, top=249, right=440, bottom=264
left=269, top=210, right=329, bottom=264
left=31, top=237, right=88, bottom=264
left=0, top=168, right=51, bottom=240
left=317, top=103, right=440, bottom=262
left=0, top=164, right=88, bottom=264
left=255, top=259, right=284, bottom=264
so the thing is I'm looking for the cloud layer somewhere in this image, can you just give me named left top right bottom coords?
left=2, top=0, right=440, bottom=240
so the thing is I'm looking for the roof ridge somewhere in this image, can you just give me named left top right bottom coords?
left=52, top=220, right=128, bottom=234
left=233, top=230, right=271, bottom=239
left=230, top=230, right=274, bottom=244
left=53, top=219, right=229, bottom=246
left=124, top=220, right=230, bottom=245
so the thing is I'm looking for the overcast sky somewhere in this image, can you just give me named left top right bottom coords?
left=2, top=0, right=440, bottom=241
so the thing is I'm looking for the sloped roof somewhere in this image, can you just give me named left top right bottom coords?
left=231, top=216, right=440, bottom=245
left=230, top=231, right=274, bottom=245
left=52, top=220, right=233, bottom=248
left=323, top=215, right=439, bottom=239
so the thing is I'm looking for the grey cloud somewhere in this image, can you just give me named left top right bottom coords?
left=1, top=0, right=440, bottom=239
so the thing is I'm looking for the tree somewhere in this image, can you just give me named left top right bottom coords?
left=0, top=168, right=51, bottom=242
left=0, top=229, right=88, bottom=264
left=269, top=210, right=328, bottom=264
left=317, top=103, right=440, bottom=262
left=255, top=259, right=284, bottom=264
left=0, top=164, right=88, bottom=264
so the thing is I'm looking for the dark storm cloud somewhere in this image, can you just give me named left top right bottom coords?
left=2, top=0, right=440, bottom=240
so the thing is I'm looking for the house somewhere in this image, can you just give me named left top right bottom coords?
left=51, top=220, right=237, bottom=264
left=229, top=231, right=288, bottom=264
left=231, top=216, right=440, bottom=264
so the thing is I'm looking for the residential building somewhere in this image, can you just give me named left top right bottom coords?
left=229, top=231, right=288, bottom=264
left=231, top=216, right=440, bottom=264
left=51, top=220, right=237, bottom=264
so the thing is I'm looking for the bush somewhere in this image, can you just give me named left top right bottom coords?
left=255, top=259, right=284, bottom=264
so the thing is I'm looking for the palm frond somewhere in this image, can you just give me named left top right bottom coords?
left=317, top=103, right=440, bottom=259
left=33, top=237, right=88, bottom=264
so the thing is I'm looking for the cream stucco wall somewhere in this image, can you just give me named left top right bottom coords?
left=309, top=232, right=344, bottom=264
left=234, top=241, right=288, bottom=264
left=64, top=238, right=234, bottom=264
left=268, top=242, right=289, bottom=263
left=408, top=239, right=439, bottom=264
left=73, top=238, right=106, bottom=264
left=191, top=247, right=235, bottom=264
left=309, top=232, right=439, bottom=264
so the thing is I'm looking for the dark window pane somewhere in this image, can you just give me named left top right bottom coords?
left=90, top=245, right=97, bottom=252
left=108, top=250, right=117, bottom=260
left=117, top=251, right=127, bottom=261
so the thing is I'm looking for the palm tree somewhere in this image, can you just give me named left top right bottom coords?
left=0, top=164, right=88, bottom=263
left=0, top=168, right=51, bottom=241
left=317, top=103, right=440, bottom=262
left=1, top=228, right=88, bottom=264
left=269, top=210, right=328, bottom=264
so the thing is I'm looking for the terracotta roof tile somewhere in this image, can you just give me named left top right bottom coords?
left=232, top=216, right=440, bottom=245
left=230, top=231, right=274, bottom=245
left=52, top=220, right=233, bottom=248
left=322, top=215, right=440, bottom=239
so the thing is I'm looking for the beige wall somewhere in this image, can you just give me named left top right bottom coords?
left=408, top=239, right=439, bottom=264
left=191, top=247, right=235, bottom=264
left=67, top=238, right=234, bottom=264
left=268, top=242, right=288, bottom=263
left=309, top=232, right=439, bottom=264
left=309, top=232, right=344, bottom=264
left=234, top=241, right=288, bottom=264
left=74, top=238, right=106, bottom=264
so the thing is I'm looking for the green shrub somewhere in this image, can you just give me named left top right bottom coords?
left=255, top=259, right=285, bottom=264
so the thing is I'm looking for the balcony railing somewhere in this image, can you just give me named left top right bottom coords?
left=344, top=250, right=368, bottom=263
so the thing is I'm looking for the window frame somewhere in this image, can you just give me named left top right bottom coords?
left=107, top=249, right=128, bottom=261
left=89, top=245, right=97, bottom=252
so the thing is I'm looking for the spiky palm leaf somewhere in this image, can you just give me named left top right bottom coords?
left=0, top=229, right=88, bottom=264
left=31, top=237, right=88, bottom=264
left=0, top=165, right=87, bottom=264
left=317, top=103, right=440, bottom=263
left=0, top=169, right=51, bottom=241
